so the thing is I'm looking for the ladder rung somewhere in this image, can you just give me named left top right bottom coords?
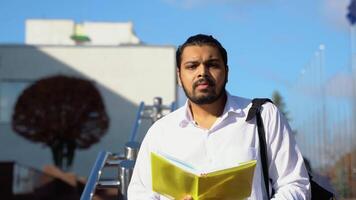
left=97, top=180, right=120, bottom=189
left=108, top=153, right=125, bottom=160
left=105, top=160, right=122, bottom=166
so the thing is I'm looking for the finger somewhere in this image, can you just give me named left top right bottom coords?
left=183, top=195, right=193, bottom=200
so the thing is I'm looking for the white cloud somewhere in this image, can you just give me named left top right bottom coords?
left=322, top=0, right=350, bottom=30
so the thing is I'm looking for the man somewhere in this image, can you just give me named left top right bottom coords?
left=128, top=34, right=311, bottom=199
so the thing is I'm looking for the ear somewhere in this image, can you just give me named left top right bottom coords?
left=177, top=68, right=182, bottom=86
left=226, top=65, right=229, bottom=83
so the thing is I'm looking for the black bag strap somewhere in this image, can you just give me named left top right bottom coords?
left=246, top=98, right=273, bottom=198
left=247, top=98, right=337, bottom=200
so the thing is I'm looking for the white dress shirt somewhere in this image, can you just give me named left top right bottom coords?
left=128, top=93, right=311, bottom=200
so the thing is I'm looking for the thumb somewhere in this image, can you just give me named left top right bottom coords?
left=182, top=195, right=193, bottom=200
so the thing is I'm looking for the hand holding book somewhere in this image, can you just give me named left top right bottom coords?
left=181, top=195, right=193, bottom=200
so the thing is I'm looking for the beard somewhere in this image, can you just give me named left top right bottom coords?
left=181, top=76, right=227, bottom=105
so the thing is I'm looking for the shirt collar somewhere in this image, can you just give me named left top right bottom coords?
left=179, top=91, right=243, bottom=127
left=179, top=101, right=194, bottom=127
left=223, top=91, right=243, bottom=115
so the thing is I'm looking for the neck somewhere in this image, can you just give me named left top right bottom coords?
left=189, top=92, right=227, bottom=129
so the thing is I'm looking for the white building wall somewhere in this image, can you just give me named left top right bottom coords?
left=0, top=45, right=176, bottom=176
left=26, top=20, right=75, bottom=45
left=0, top=45, right=175, bottom=103
left=83, top=22, right=139, bottom=45
left=25, top=19, right=140, bottom=46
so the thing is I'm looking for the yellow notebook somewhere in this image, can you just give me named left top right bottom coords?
left=151, top=152, right=257, bottom=200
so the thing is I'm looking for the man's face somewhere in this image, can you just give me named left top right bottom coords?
left=178, top=45, right=228, bottom=105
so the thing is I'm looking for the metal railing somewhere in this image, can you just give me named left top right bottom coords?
left=80, top=151, right=118, bottom=200
left=80, top=97, right=175, bottom=200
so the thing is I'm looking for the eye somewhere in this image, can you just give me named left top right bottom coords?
left=207, top=62, right=221, bottom=69
left=184, top=64, right=198, bottom=70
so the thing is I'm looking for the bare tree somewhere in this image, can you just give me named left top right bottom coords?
left=12, top=75, right=109, bottom=170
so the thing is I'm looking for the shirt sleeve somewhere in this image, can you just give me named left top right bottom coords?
left=127, top=124, right=161, bottom=200
left=262, top=103, right=311, bottom=200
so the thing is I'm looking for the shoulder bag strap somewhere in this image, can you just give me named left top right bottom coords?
left=246, top=98, right=273, bottom=198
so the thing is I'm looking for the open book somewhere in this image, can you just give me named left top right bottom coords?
left=151, top=152, right=257, bottom=200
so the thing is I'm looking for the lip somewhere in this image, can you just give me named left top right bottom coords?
left=194, top=78, right=215, bottom=90
left=196, top=83, right=210, bottom=90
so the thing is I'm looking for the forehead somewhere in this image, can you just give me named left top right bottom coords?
left=181, top=45, right=222, bottom=61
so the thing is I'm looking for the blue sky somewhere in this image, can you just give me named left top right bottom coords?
left=0, top=0, right=352, bottom=106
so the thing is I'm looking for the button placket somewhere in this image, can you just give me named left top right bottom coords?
left=205, top=130, right=214, bottom=166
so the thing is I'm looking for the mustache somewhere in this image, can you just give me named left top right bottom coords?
left=193, top=77, right=215, bottom=89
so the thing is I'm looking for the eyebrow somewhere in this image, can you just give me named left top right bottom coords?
left=183, top=60, right=199, bottom=66
left=205, top=58, right=221, bottom=63
left=183, top=58, right=221, bottom=65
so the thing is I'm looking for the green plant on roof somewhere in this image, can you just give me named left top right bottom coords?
left=71, top=24, right=90, bottom=43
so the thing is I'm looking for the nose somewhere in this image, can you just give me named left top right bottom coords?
left=197, top=64, right=209, bottom=78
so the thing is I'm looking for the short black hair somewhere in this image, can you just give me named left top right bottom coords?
left=176, top=34, right=228, bottom=70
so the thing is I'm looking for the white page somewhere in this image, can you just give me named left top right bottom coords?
left=155, top=151, right=201, bottom=175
